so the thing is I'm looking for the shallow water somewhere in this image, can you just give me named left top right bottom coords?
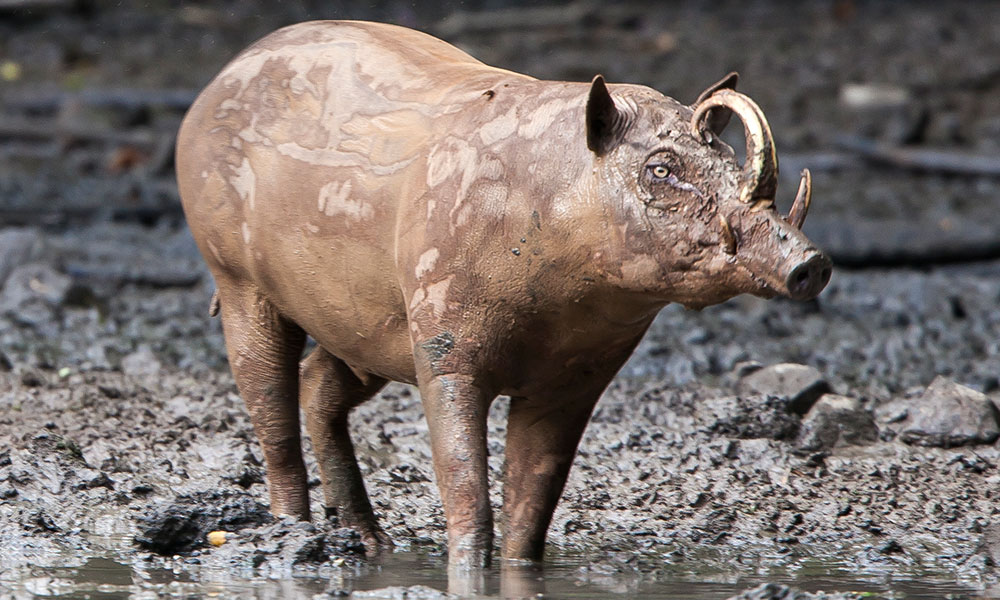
left=2, top=549, right=983, bottom=599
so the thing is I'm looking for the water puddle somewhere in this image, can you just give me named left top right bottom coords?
left=1, top=549, right=985, bottom=599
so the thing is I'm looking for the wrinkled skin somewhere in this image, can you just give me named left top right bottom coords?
left=176, top=20, right=831, bottom=568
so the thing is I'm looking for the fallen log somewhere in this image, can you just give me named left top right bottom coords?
left=0, top=115, right=160, bottom=147
left=64, top=262, right=202, bottom=288
left=1, top=87, right=197, bottom=114
left=0, top=0, right=73, bottom=10
left=806, top=215, right=1000, bottom=268
left=780, top=151, right=862, bottom=174
left=836, top=136, right=1000, bottom=177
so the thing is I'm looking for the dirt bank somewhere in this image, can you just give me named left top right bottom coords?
left=4, top=225, right=1000, bottom=597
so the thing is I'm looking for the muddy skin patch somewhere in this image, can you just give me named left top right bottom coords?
left=531, top=210, right=542, bottom=231
left=419, top=332, right=455, bottom=376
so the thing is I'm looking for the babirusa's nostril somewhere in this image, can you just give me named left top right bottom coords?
left=785, top=254, right=833, bottom=300
left=819, top=265, right=832, bottom=288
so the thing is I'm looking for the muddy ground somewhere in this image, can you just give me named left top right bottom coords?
left=2, top=1, right=1000, bottom=598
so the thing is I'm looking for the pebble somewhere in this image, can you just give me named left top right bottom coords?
left=737, top=363, right=832, bottom=415
left=120, top=345, right=163, bottom=378
left=0, top=228, right=45, bottom=287
left=727, top=582, right=862, bottom=600
left=0, top=263, right=72, bottom=328
left=349, top=585, right=456, bottom=599
left=796, top=394, right=879, bottom=452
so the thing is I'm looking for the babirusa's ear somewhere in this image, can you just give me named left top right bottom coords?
left=693, top=71, right=739, bottom=136
left=586, top=75, right=629, bottom=156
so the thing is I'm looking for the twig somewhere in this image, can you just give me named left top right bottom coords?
left=64, top=263, right=203, bottom=288
left=1, top=88, right=197, bottom=114
left=0, top=115, right=159, bottom=147
left=0, top=191, right=183, bottom=227
left=836, top=136, right=1000, bottom=177
left=779, top=151, right=861, bottom=174
left=0, top=0, right=73, bottom=10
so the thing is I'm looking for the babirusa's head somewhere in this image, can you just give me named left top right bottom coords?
left=584, top=72, right=832, bottom=309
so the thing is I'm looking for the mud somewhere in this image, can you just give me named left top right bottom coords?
left=2, top=1, right=1000, bottom=598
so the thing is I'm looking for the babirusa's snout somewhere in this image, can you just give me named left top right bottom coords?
left=693, top=84, right=831, bottom=302
left=783, top=252, right=832, bottom=301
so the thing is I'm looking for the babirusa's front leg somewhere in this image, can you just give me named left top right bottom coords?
left=420, top=371, right=493, bottom=567
left=414, top=333, right=495, bottom=568
left=501, top=391, right=599, bottom=562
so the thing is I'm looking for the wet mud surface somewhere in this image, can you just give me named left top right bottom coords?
left=2, top=1, right=1000, bottom=598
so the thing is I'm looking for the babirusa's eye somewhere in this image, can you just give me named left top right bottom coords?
left=650, top=164, right=669, bottom=180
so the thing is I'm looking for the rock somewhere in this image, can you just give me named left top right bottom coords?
left=978, top=522, right=1000, bottom=568
left=839, top=83, right=911, bottom=109
left=202, top=517, right=365, bottom=572
left=733, top=360, right=764, bottom=378
left=796, top=395, right=879, bottom=452
left=878, top=539, right=904, bottom=555
left=120, top=345, right=162, bottom=378
left=899, top=377, right=1000, bottom=447
left=350, top=586, right=456, bottom=599
left=738, top=363, right=832, bottom=415
left=727, top=582, right=861, bottom=600
left=0, top=228, right=45, bottom=287
left=134, top=490, right=273, bottom=555
left=0, top=262, right=72, bottom=327
left=0, top=483, right=17, bottom=499
left=227, top=465, right=265, bottom=489
left=83, top=472, right=115, bottom=490
left=706, top=395, right=801, bottom=441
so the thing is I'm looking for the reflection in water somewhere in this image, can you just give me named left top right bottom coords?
left=499, top=562, right=545, bottom=599
left=445, top=560, right=544, bottom=597
left=3, top=549, right=984, bottom=599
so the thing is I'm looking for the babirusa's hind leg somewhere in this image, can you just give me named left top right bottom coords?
left=217, top=282, right=309, bottom=519
left=300, top=347, right=392, bottom=552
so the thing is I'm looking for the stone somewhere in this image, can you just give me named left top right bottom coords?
left=350, top=586, right=456, bottom=599
left=738, top=363, right=832, bottom=415
left=120, top=345, right=162, bottom=378
left=0, top=228, right=45, bottom=287
left=899, top=376, right=1000, bottom=448
left=978, top=522, right=1000, bottom=568
left=727, top=582, right=860, bottom=600
left=0, top=262, right=72, bottom=327
left=796, top=395, right=878, bottom=452
left=134, top=490, right=273, bottom=555
left=706, top=395, right=801, bottom=441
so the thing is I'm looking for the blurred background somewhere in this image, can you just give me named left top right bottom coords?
left=2, top=0, right=1000, bottom=394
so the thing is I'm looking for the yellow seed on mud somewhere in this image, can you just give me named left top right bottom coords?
left=207, top=531, right=228, bottom=546
left=0, top=60, right=21, bottom=82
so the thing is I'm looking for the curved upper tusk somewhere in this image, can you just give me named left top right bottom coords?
left=785, top=169, right=812, bottom=229
left=690, top=89, right=778, bottom=204
left=718, top=212, right=737, bottom=255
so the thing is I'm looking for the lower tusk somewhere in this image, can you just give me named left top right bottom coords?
left=749, top=198, right=774, bottom=212
left=718, top=213, right=737, bottom=255
left=786, top=168, right=812, bottom=229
